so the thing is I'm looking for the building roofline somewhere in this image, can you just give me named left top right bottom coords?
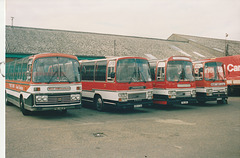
left=6, top=25, right=170, bottom=42
left=173, top=33, right=240, bottom=42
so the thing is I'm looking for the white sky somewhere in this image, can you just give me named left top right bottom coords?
left=4, top=0, right=240, bottom=41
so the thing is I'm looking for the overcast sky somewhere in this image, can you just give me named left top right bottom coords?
left=5, top=0, right=240, bottom=41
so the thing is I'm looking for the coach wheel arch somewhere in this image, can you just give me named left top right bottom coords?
left=20, top=95, right=31, bottom=116
left=94, top=94, right=105, bottom=111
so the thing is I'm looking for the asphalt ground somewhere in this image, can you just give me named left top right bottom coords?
left=6, top=97, right=240, bottom=158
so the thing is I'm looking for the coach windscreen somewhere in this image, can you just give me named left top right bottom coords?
left=116, top=58, right=151, bottom=83
left=32, top=57, right=81, bottom=83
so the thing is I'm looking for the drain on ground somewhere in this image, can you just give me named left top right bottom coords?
left=93, top=132, right=106, bottom=137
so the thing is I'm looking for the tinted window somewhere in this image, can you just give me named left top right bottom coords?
left=194, top=63, right=203, bottom=80
left=9, top=62, right=15, bottom=80
left=157, top=67, right=165, bottom=81
left=21, top=58, right=28, bottom=81
left=95, top=61, right=107, bottom=81
left=81, top=62, right=95, bottom=81
left=149, top=62, right=156, bottom=81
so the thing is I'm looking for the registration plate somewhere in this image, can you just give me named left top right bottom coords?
left=134, top=100, right=142, bottom=103
left=54, top=107, right=66, bottom=110
left=181, top=101, right=188, bottom=104
left=217, top=98, right=222, bottom=100
left=134, top=104, right=142, bottom=108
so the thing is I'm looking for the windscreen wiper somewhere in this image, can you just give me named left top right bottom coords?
left=208, top=78, right=216, bottom=82
left=181, top=68, right=185, bottom=80
left=138, top=67, right=146, bottom=83
left=60, top=67, right=71, bottom=83
left=48, top=70, right=58, bottom=84
left=129, top=70, right=137, bottom=84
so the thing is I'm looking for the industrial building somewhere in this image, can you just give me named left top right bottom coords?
left=6, top=25, right=240, bottom=62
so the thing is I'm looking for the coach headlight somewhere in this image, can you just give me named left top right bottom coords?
left=118, top=93, right=127, bottom=102
left=168, top=91, right=176, bottom=99
left=206, top=89, right=213, bottom=96
left=71, top=94, right=81, bottom=101
left=36, top=96, right=42, bottom=102
left=147, top=91, right=153, bottom=99
left=192, top=90, right=196, bottom=97
left=36, top=95, right=48, bottom=102
left=225, top=88, right=228, bottom=95
left=118, top=93, right=127, bottom=98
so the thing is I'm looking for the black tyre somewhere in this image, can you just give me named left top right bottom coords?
left=127, top=106, right=134, bottom=111
left=142, top=103, right=152, bottom=108
left=217, top=100, right=223, bottom=104
left=95, top=95, right=105, bottom=111
left=5, top=92, right=9, bottom=105
left=60, top=109, right=67, bottom=114
left=198, top=100, right=206, bottom=105
left=20, top=98, right=31, bottom=116
left=217, top=99, right=227, bottom=104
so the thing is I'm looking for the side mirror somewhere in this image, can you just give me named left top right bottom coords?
left=26, top=71, right=31, bottom=81
left=0, top=62, right=5, bottom=77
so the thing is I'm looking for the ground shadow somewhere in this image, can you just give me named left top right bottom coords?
left=187, top=101, right=229, bottom=107
left=145, top=104, right=193, bottom=111
left=82, top=102, right=150, bottom=114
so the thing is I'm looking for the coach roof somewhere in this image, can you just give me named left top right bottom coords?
left=6, top=26, right=240, bottom=61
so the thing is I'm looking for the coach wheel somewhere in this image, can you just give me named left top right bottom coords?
left=127, top=106, right=134, bottom=111
left=198, top=100, right=206, bottom=105
left=20, top=98, right=31, bottom=116
left=225, top=99, right=228, bottom=104
left=60, top=109, right=67, bottom=114
left=142, top=103, right=152, bottom=108
left=95, top=95, right=105, bottom=111
left=217, top=99, right=227, bottom=104
left=5, top=92, right=9, bottom=105
left=217, top=100, right=223, bottom=104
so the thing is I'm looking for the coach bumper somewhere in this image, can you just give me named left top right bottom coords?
left=153, top=94, right=197, bottom=105
left=196, top=92, right=228, bottom=102
left=24, top=103, right=82, bottom=111
left=103, top=99, right=153, bottom=109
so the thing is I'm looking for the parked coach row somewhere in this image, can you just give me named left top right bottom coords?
left=5, top=53, right=228, bottom=116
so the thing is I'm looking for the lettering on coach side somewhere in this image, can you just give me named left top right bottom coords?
left=9, top=83, right=15, bottom=88
left=211, top=82, right=226, bottom=86
left=16, top=85, right=24, bottom=91
left=227, top=64, right=240, bottom=72
left=9, top=83, right=24, bottom=90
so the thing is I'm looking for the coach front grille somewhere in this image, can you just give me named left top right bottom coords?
left=176, top=91, right=191, bottom=98
left=35, top=94, right=81, bottom=105
left=128, top=92, right=146, bottom=100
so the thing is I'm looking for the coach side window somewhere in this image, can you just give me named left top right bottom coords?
left=149, top=62, right=156, bottom=81
left=81, top=62, right=95, bottom=81
left=5, top=63, right=9, bottom=80
left=95, top=61, right=107, bottom=81
left=194, top=64, right=203, bottom=80
left=14, top=61, right=20, bottom=80
left=21, top=58, right=28, bottom=81
left=9, top=62, right=15, bottom=80
left=26, top=59, right=32, bottom=81
left=157, top=62, right=165, bottom=81
left=17, top=60, right=23, bottom=81
left=107, top=60, right=116, bottom=82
